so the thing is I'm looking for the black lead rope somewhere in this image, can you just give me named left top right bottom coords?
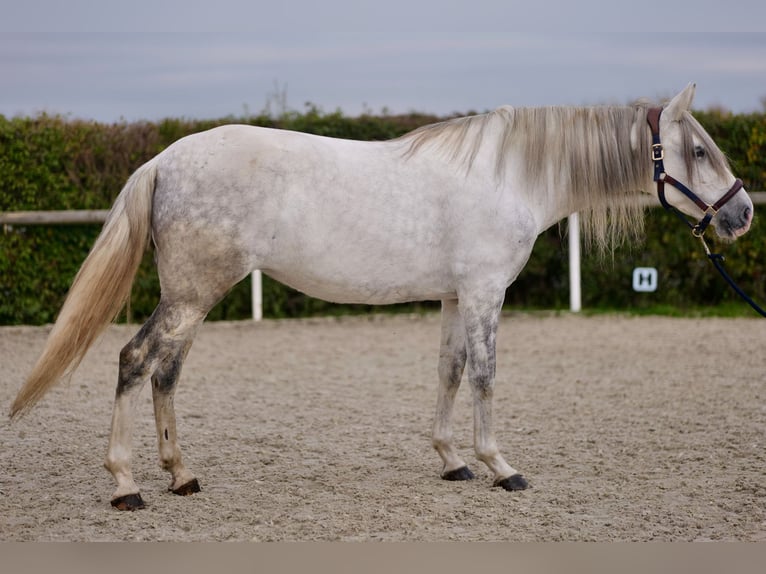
left=646, top=106, right=766, bottom=318
left=697, top=235, right=766, bottom=318
left=661, top=198, right=766, bottom=317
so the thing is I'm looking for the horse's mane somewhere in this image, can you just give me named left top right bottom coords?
left=399, top=104, right=730, bottom=251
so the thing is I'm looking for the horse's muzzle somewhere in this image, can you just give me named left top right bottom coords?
left=714, top=200, right=753, bottom=240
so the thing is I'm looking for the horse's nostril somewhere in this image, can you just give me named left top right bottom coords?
left=744, top=206, right=752, bottom=222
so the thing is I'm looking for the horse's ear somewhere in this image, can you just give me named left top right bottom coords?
left=664, top=83, right=696, bottom=121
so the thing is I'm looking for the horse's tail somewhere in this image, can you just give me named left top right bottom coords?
left=10, top=159, right=159, bottom=419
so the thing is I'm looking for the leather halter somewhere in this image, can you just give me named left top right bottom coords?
left=646, top=107, right=743, bottom=237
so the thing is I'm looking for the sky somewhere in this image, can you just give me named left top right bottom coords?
left=1, top=2, right=766, bottom=123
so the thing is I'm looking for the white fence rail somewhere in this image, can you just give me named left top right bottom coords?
left=4, top=192, right=766, bottom=316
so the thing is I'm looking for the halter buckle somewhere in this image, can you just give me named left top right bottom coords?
left=651, top=143, right=664, bottom=161
left=692, top=207, right=717, bottom=238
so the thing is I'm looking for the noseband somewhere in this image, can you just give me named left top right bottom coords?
left=646, top=107, right=743, bottom=237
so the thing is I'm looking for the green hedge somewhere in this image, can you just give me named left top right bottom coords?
left=1, top=107, right=765, bottom=325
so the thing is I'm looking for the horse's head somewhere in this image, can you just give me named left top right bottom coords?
left=647, top=83, right=753, bottom=241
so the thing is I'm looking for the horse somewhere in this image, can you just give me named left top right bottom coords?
left=9, top=84, right=753, bottom=510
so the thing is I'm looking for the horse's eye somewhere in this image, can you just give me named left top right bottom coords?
left=694, top=145, right=706, bottom=159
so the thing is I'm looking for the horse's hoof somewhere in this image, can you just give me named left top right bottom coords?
left=172, top=478, right=201, bottom=496
left=442, top=466, right=475, bottom=481
left=110, top=493, right=145, bottom=511
left=493, top=473, right=529, bottom=491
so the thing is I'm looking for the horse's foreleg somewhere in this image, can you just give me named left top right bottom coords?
left=460, top=293, right=528, bottom=491
left=433, top=299, right=473, bottom=481
left=151, top=339, right=200, bottom=496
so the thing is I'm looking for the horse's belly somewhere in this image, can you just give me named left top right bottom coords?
left=263, top=265, right=455, bottom=305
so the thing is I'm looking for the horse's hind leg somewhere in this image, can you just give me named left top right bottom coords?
left=105, top=301, right=205, bottom=510
left=151, top=337, right=200, bottom=496
left=432, top=299, right=473, bottom=481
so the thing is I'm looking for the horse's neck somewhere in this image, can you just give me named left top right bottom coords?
left=502, top=109, right=651, bottom=240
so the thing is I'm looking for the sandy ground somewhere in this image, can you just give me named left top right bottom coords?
left=0, top=312, right=764, bottom=541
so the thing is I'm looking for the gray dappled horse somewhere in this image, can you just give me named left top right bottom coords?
left=11, top=84, right=753, bottom=510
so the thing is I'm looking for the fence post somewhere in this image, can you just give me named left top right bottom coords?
left=251, top=270, right=263, bottom=321
left=568, top=213, right=582, bottom=313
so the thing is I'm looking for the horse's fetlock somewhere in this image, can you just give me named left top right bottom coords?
left=475, top=446, right=500, bottom=465
left=432, top=435, right=451, bottom=451
left=104, top=455, right=120, bottom=474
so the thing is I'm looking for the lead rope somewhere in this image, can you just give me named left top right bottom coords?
left=695, top=233, right=766, bottom=318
